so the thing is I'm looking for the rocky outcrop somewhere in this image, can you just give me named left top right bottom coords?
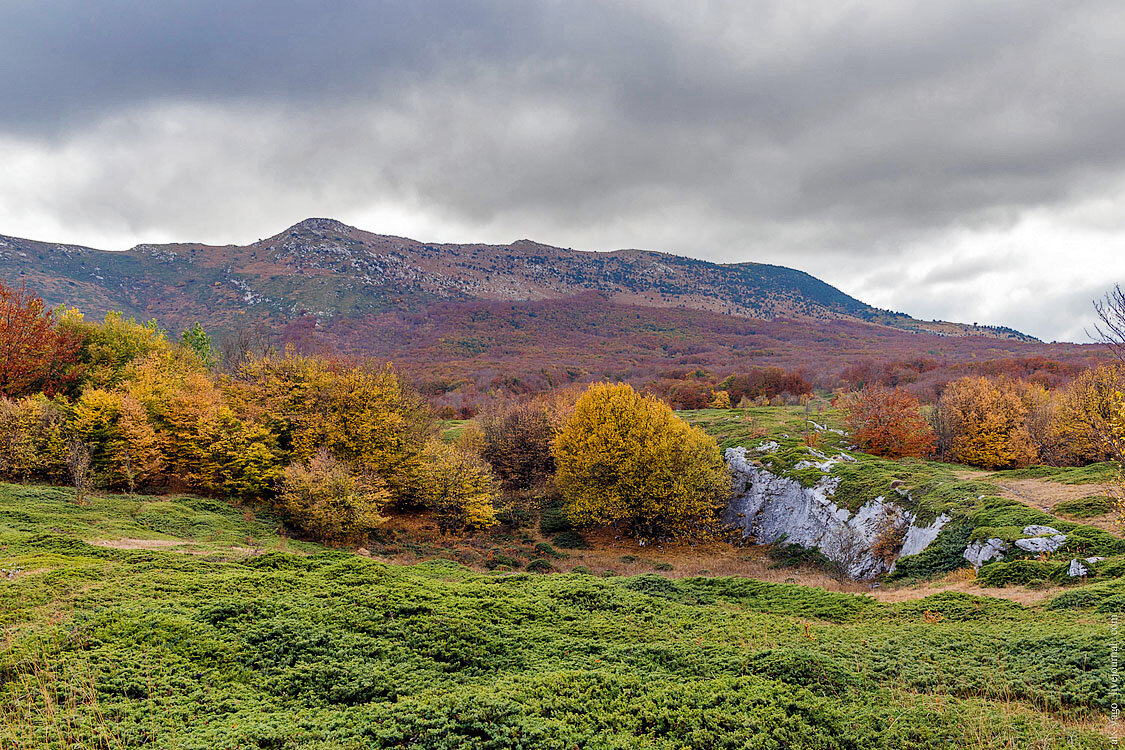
left=1014, top=535, right=1068, bottom=553
left=962, top=525, right=1070, bottom=569
left=963, top=538, right=1010, bottom=568
left=723, top=447, right=949, bottom=580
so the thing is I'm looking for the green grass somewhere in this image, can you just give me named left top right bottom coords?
left=0, top=483, right=1118, bottom=748
left=438, top=418, right=470, bottom=442
left=680, top=406, right=849, bottom=452
left=0, top=482, right=321, bottom=555
left=1056, top=495, right=1118, bottom=518
left=992, top=463, right=1120, bottom=485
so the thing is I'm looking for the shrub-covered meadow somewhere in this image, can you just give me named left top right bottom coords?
left=0, top=485, right=1118, bottom=749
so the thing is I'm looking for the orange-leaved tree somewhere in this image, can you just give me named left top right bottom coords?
left=938, top=376, right=1039, bottom=469
left=0, top=280, right=84, bottom=398
left=841, top=386, right=935, bottom=458
left=553, top=382, right=730, bottom=539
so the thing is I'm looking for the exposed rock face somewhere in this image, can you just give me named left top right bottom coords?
left=963, top=538, right=1010, bottom=568
left=962, top=525, right=1070, bottom=568
left=1014, top=534, right=1068, bottom=553
left=723, top=447, right=949, bottom=580
left=898, top=514, right=952, bottom=558
left=1068, top=559, right=1089, bottom=577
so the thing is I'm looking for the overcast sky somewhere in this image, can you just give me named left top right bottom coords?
left=2, top=1, right=1124, bottom=342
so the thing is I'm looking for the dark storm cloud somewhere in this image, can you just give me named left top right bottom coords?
left=1, top=0, right=1124, bottom=339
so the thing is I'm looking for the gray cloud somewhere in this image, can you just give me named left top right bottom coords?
left=1, top=0, right=1124, bottom=340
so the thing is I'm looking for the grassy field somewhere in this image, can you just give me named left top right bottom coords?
left=1, top=406, right=1122, bottom=748
left=0, top=487, right=1118, bottom=749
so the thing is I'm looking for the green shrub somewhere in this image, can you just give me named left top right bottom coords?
left=533, top=541, right=561, bottom=558
left=485, top=550, right=523, bottom=570
left=766, top=541, right=831, bottom=571
left=1096, top=593, right=1125, bottom=613
left=653, top=561, right=674, bottom=571
left=681, top=577, right=880, bottom=623
left=525, top=558, right=554, bottom=574
left=539, top=503, right=573, bottom=535
left=551, top=531, right=589, bottom=549
left=967, top=497, right=1062, bottom=531
left=621, top=573, right=680, bottom=599
left=977, top=559, right=1062, bottom=587
left=1061, top=526, right=1125, bottom=557
left=1055, top=495, right=1116, bottom=518
left=745, top=648, right=872, bottom=696
left=1048, top=581, right=1121, bottom=610
left=892, top=592, right=1024, bottom=622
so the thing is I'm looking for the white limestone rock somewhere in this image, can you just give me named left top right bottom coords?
left=723, top=447, right=949, bottom=580
left=898, top=513, right=952, bottom=558
left=1014, top=534, right=1068, bottom=553
left=1022, top=525, right=1062, bottom=537
left=963, top=538, right=1010, bottom=568
left=1068, top=559, right=1089, bottom=577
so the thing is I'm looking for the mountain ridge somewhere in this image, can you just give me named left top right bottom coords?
left=0, top=218, right=1034, bottom=342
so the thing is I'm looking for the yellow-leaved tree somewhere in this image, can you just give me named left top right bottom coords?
left=709, top=390, right=732, bottom=409
left=0, top=394, right=69, bottom=482
left=71, top=389, right=164, bottom=491
left=78, top=312, right=171, bottom=389
left=227, top=354, right=433, bottom=505
left=279, top=448, right=390, bottom=545
left=417, top=440, right=499, bottom=533
left=1053, top=364, right=1125, bottom=464
left=553, top=382, right=731, bottom=539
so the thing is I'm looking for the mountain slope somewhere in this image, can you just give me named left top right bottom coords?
left=0, top=218, right=1031, bottom=340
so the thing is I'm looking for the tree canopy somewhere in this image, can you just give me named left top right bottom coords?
left=553, top=382, right=730, bottom=538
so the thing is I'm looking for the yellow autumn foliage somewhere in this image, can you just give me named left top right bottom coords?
left=417, top=440, right=499, bottom=532
left=1053, top=364, right=1125, bottom=464
left=709, top=390, right=732, bottom=409
left=938, top=376, right=1040, bottom=470
left=71, top=389, right=164, bottom=490
left=0, top=394, right=69, bottom=482
left=227, top=354, right=433, bottom=505
left=279, top=448, right=390, bottom=545
left=553, top=382, right=730, bottom=538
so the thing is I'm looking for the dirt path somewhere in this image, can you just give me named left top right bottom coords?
left=91, top=538, right=187, bottom=550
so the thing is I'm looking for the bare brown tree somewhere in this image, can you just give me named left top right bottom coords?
left=66, top=437, right=92, bottom=506
left=217, top=318, right=274, bottom=372
left=1093, top=283, right=1125, bottom=365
